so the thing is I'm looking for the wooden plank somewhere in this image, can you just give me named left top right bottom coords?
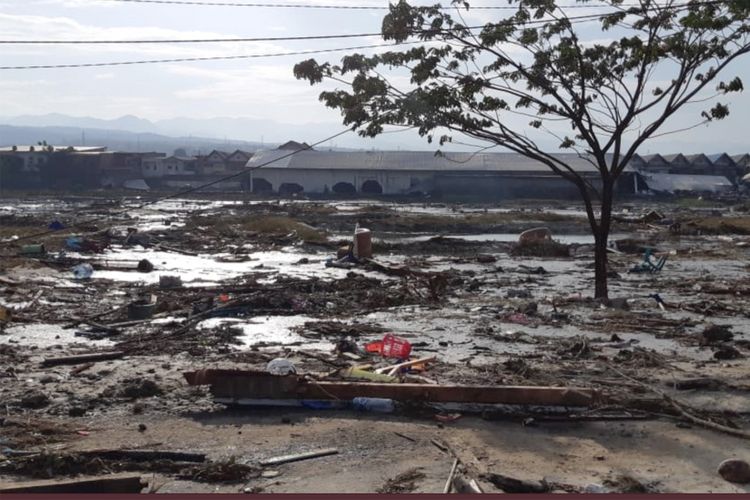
left=260, top=448, right=339, bottom=466
left=374, top=356, right=437, bottom=375
left=0, top=475, right=144, bottom=493
left=80, top=449, right=206, bottom=463
left=184, top=370, right=597, bottom=407
left=443, top=458, right=459, bottom=493
left=42, top=351, right=125, bottom=367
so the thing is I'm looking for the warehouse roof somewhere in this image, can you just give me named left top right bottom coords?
left=640, top=173, right=733, bottom=193
left=246, top=150, right=617, bottom=173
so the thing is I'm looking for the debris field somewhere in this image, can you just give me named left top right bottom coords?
left=1, top=195, right=750, bottom=493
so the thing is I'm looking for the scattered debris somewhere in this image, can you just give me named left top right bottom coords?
left=377, top=468, right=425, bottom=494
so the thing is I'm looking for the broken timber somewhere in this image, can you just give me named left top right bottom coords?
left=0, top=475, right=145, bottom=494
left=42, top=351, right=125, bottom=367
left=260, top=448, right=339, bottom=466
left=183, top=370, right=598, bottom=407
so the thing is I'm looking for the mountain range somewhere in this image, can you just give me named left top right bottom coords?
left=0, top=114, right=388, bottom=154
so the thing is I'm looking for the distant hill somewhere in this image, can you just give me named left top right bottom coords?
left=0, top=114, right=404, bottom=152
left=0, top=124, right=267, bottom=155
left=0, top=113, right=345, bottom=148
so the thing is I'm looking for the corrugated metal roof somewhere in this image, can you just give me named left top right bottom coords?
left=246, top=150, right=618, bottom=173
left=641, top=173, right=733, bottom=193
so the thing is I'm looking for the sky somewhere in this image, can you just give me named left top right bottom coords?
left=0, top=0, right=748, bottom=153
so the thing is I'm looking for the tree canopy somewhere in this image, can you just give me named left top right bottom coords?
left=294, top=0, right=750, bottom=298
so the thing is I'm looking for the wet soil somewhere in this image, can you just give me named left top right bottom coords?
left=1, top=195, right=750, bottom=493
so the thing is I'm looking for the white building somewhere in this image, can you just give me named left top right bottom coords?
left=142, top=156, right=196, bottom=178
left=244, top=149, right=610, bottom=197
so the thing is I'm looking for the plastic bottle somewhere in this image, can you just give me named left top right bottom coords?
left=351, top=397, right=395, bottom=413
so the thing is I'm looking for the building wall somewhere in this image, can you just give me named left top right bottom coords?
left=142, top=158, right=163, bottom=178
left=249, top=168, right=432, bottom=195
left=433, top=173, right=604, bottom=199
left=0, top=151, right=51, bottom=172
left=245, top=167, right=615, bottom=198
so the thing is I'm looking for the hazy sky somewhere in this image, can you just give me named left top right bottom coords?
left=0, top=0, right=748, bottom=152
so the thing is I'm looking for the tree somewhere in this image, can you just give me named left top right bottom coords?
left=295, top=0, right=750, bottom=299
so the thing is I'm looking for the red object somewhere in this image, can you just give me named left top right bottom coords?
left=365, top=341, right=383, bottom=354
left=381, top=334, right=412, bottom=359
left=435, top=413, right=462, bottom=423
left=219, top=293, right=230, bottom=303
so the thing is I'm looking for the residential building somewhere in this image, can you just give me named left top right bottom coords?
left=225, top=150, right=253, bottom=171
left=0, top=145, right=106, bottom=172
left=196, top=150, right=229, bottom=175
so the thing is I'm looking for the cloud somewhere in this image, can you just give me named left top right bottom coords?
left=0, top=12, right=291, bottom=61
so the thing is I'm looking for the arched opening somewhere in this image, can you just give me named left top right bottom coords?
left=252, top=177, right=273, bottom=193
left=361, top=180, right=383, bottom=194
left=332, top=181, right=356, bottom=195
left=279, top=182, right=304, bottom=196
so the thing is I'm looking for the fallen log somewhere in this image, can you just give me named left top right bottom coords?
left=0, top=475, right=144, bottom=493
left=42, top=351, right=125, bottom=367
left=184, top=369, right=598, bottom=407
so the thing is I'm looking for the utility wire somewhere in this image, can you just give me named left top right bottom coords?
left=0, top=41, right=420, bottom=70
left=1, top=128, right=353, bottom=247
left=0, top=32, right=385, bottom=45
left=100, top=0, right=649, bottom=9
left=0, top=2, right=723, bottom=69
left=0, top=2, right=723, bottom=45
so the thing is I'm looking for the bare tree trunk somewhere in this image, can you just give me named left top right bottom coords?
left=593, top=230, right=609, bottom=300
left=593, top=179, right=614, bottom=301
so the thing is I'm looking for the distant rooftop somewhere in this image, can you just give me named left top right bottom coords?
left=0, top=145, right=107, bottom=153
left=247, top=150, right=611, bottom=173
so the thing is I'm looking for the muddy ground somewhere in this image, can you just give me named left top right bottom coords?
left=1, top=195, right=750, bottom=493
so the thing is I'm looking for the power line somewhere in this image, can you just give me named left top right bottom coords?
left=0, top=2, right=722, bottom=70
left=0, top=2, right=723, bottom=45
left=0, top=13, right=622, bottom=45
left=2, top=128, right=353, bottom=247
left=100, top=0, right=642, bottom=9
left=0, top=32, right=385, bottom=45
left=0, top=41, right=418, bottom=70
